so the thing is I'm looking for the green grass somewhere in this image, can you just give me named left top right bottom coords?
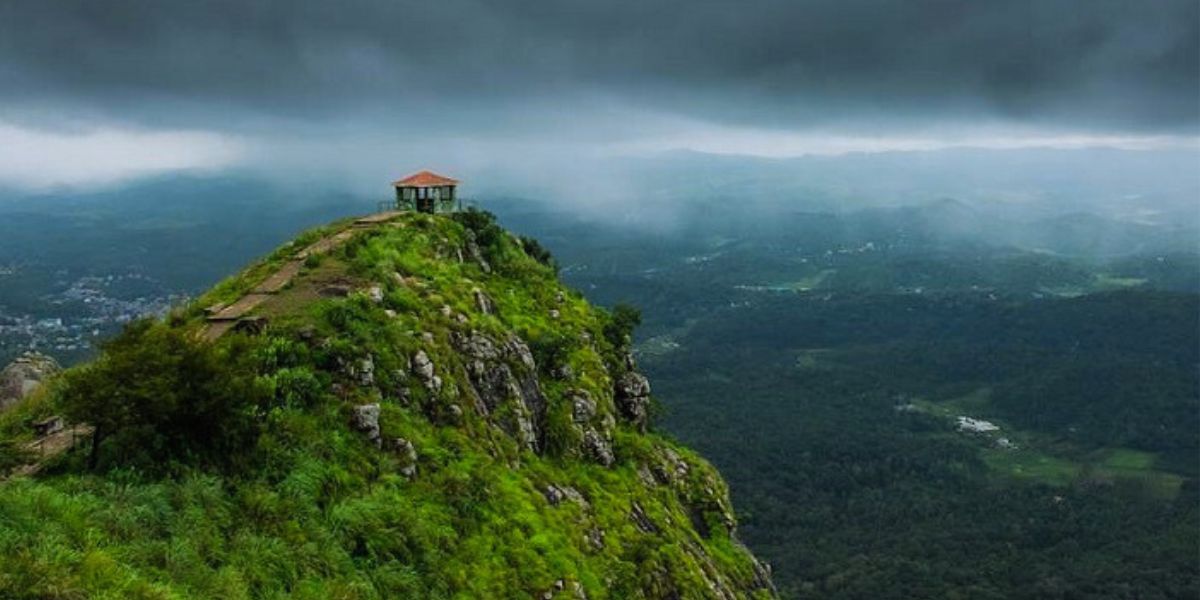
left=1093, top=448, right=1184, bottom=499
left=981, top=448, right=1081, bottom=486
left=187, top=220, right=351, bottom=317
left=939, top=386, right=993, bottom=412
left=1099, top=448, right=1157, bottom=470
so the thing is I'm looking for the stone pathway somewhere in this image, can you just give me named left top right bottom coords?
left=201, top=320, right=237, bottom=342
left=201, top=211, right=404, bottom=340
left=295, top=229, right=357, bottom=260
left=8, top=424, right=93, bottom=478
left=208, top=293, right=273, bottom=321
left=253, top=260, right=304, bottom=294
left=353, top=211, right=403, bottom=225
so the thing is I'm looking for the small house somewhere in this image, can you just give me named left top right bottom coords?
left=393, top=170, right=460, bottom=214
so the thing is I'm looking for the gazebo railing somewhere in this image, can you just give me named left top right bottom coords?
left=376, top=197, right=465, bottom=214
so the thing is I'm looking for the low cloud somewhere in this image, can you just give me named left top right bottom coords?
left=0, top=122, right=244, bottom=189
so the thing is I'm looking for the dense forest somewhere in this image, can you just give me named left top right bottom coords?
left=646, top=291, right=1198, bottom=598
left=513, top=205, right=1200, bottom=599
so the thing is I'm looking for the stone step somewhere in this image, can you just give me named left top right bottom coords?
left=253, top=260, right=303, bottom=294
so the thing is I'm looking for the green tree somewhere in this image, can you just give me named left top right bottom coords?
left=62, top=320, right=268, bottom=471
left=519, top=235, right=557, bottom=270
left=604, top=303, right=642, bottom=351
left=452, top=207, right=505, bottom=259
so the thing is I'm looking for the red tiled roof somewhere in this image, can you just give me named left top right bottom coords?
left=393, top=170, right=459, bottom=187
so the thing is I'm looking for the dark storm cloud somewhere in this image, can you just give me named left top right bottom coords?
left=0, top=0, right=1196, bottom=134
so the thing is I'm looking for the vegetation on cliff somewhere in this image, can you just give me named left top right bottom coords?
left=0, top=210, right=774, bottom=599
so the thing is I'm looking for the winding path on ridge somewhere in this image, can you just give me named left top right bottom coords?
left=201, top=211, right=403, bottom=341
left=2, top=211, right=406, bottom=480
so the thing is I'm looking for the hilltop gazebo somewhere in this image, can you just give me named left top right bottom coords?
left=393, top=170, right=460, bottom=214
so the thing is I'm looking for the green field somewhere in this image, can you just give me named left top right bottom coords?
left=982, top=449, right=1079, bottom=486
left=914, top=390, right=1184, bottom=499
left=912, top=388, right=1185, bottom=496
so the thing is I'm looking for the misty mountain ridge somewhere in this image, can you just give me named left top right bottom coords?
left=0, top=148, right=1194, bottom=366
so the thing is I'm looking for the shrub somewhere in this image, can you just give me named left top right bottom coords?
left=518, top=236, right=557, bottom=271
left=0, top=439, right=33, bottom=476
left=603, top=303, right=642, bottom=353
left=270, top=367, right=327, bottom=409
left=452, top=208, right=505, bottom=263
left=529, top=333, right=572, bottom=376
left=61, top=320, right=270, bottom=472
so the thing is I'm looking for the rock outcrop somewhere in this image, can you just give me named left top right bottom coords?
left=614, top=370, right=652, bottom=431
left=350, top=403, right=382, bottom=447
left=0, top=351, right=61, bottom=412
left=453, top=330, right=546, bottom=452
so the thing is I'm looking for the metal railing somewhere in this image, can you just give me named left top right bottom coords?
left=376, top=197, right=470, bottom=214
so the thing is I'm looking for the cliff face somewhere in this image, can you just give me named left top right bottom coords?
left=0, top=211, right=774, bottom=599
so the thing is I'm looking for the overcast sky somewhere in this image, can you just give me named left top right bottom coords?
left=0, top=0, right=1196, bottom=188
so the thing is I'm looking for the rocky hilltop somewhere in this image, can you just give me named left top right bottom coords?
left=0, top=211, right=774, bottom=599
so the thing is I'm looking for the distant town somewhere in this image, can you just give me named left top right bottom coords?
left=0, top=266, right=185, bottom=366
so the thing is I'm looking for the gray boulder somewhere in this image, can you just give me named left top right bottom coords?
left=570, top=390, right=596, bottom=423
left=411, top=351, right=434, bottom=379
left=614, top=371, right=651, bottom=431
left=463, top=231, right=492, bottom=274
left=582, top=429, right=615, bottom=466
left=0, top=351, right=61, bottom=412
left=568, top=389, right=614, bottom=466
left=543, top=484, right=589, bottom=508
left=388, top=436, right=419, bottom=477
left=357, top=356, right=376, bottom=387
left=503, top=335, right=537, bottom=371
left=350, top=404, right=382, bottom=447
left=629, top=501, right=658, bottom=534
left=473, top=288, right=493, bottom=315
left=410, top=350, right=441, bottom=392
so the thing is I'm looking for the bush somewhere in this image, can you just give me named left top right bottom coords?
left=0, top=438, right=33, bottom=476
left=529, top=333, right=572, bottom=376
left=603, top=303, right=642, bottom=352
left=270, top=367, right=327, bottom=409
left=61, top=320, right=270, bottom=472
left=452, top=208, right=505, bottom=263
left=519, top=236, right=557, bottom=271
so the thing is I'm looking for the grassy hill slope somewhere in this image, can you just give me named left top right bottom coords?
left=0, top=211, right=774, bottom=599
